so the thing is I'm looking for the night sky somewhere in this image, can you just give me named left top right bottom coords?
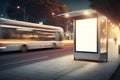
left=0, top=0, right=90, bottom=17
left=0, top=0, right=10, bottom=16
left=61, top=0, right=90, bottom=11
left=0, top=0, right=9, bottom=11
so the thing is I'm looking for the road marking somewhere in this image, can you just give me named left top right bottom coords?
left=0, top=56, right=48, bottom=67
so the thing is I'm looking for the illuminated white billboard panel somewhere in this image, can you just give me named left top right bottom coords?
left=75, top=18, right=97, bottom=52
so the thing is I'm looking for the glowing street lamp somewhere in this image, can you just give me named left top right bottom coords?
left=84, top=10, right=90, bottom=15
left=0, top=14, right=3, bottom=17
left=64, top=14, right=70, bottom=18
left=51, top=12, right=55, bottom=16
left=17, top=6, right=20, bottom=9
left=17, top=6, right=26, bottom=21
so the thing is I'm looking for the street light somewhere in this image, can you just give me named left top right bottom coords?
left=64, top=14, right=70, bottom=18
left=17, top=6, right=26, bottom=21
left=51, top=12, right=55, bottom=16
left=0, top=14, right=3, bottom=17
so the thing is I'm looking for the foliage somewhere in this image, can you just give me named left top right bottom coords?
left=89, top=0, right=120, bottom=24
left=6, top=0, right=67, bottom=29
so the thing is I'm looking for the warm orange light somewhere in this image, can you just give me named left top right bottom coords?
left=64, top=14, right=70, bottom=18
left=62, top=40, right=73, bottom=44
left=108, top=20, right=111, bottom=23
left=101, top=19, right=105, bottom=23
left=119, top=24, right=120, bottom=26
left=17, top=6, right=20, bottom=9
left=51, top=12, right=55, bottom=16
left=110, top=23, right=113, bottom=25
left=83, top=11, right=90, bottom=15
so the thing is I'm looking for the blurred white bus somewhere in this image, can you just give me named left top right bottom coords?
left=0, top=18, right=64, bottom=52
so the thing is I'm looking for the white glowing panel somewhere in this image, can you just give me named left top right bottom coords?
left=76, top=18, right=97, bottom=52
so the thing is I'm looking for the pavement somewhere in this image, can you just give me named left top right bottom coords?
left=110, top=63, right=120, bottom=80
left=0, top=42, right=120, bottom=80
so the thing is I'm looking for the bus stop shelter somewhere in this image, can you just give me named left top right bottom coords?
left=58, top=9, right=108, bottom=62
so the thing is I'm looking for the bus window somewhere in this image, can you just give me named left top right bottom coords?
left=0, top=27, right=15, bottom=39
left=35, top=31, right=56, bottom=41
left=20, top=31, right=34, bottom=39
left=57, top=32, right=63, bottom=41
left=0, top=27, right=2, bottom=39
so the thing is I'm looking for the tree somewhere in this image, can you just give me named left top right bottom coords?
left=89, top=0, right=120, bottom=24
left=6, top=0, right=67, bottom=29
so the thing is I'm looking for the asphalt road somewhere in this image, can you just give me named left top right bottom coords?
left=0, top=42, right=73, bottom=71
left=0, top=41, right=119, bottom=80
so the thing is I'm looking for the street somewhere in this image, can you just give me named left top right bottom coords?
left=0, top=0, right=120, bottom=80
left=0, top=41, right=120, bottom=80
left=0, top=41, right=73, bottom=71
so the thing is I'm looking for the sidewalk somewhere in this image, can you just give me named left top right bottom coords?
left=110, top=63, right=120, bottom=80
left=109, top=44, right=120, bottom=80
left=0, top=43, right=119, bottom=80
